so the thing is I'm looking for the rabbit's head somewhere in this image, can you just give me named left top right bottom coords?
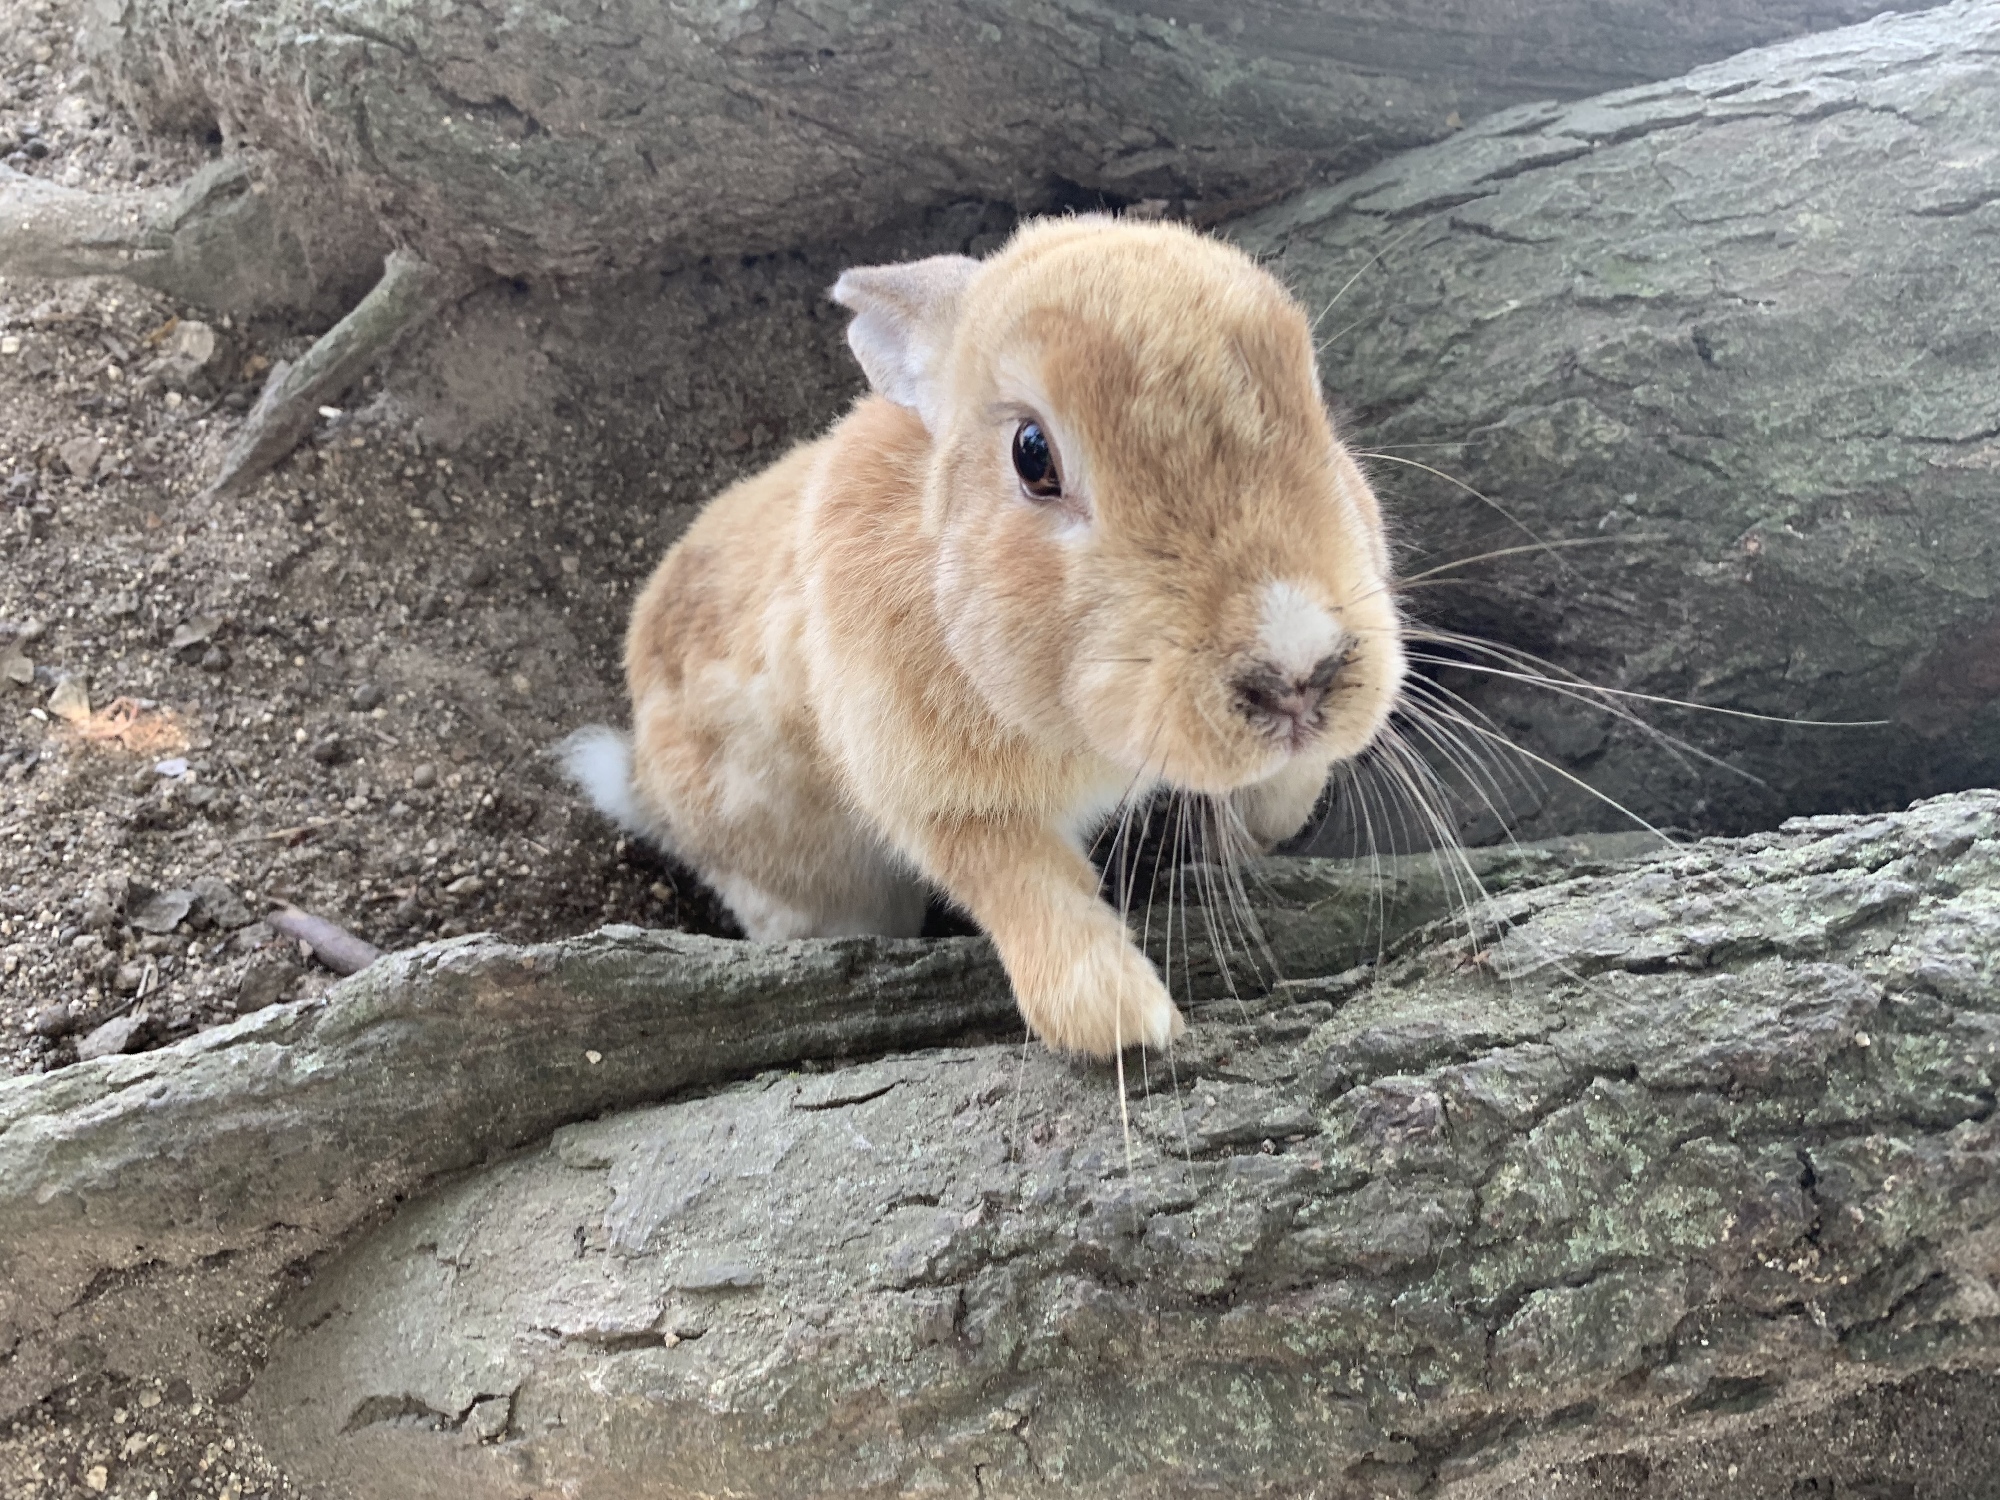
left=832, top=217, right=1403, bottom=797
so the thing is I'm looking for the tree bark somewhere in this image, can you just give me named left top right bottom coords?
left=0, top=839, right=1576, bottom=1421
left=74, top=0, right=1944, bottom=278
left=236, top=791, right=2000, bottom=1498
left=1227, top=0, right=2000, bottom=842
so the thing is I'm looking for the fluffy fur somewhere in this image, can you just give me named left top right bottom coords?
left=571, top=217, right=1404, bottom=1055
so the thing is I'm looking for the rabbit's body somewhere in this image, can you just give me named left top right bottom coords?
left=569, top=217, right=1404, bottom=1057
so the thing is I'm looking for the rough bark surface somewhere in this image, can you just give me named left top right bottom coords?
left=244, top=791, right=2000, bottom=1499
left=0, top=153, right=383, bottom=322
left=0, top=839, right=1586, bottom=1422
left=75, top=0, right=1942, bottom=277
left=1230, top=0, right=2000, bottom=842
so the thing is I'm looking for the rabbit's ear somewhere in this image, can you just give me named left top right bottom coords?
left=831, top=255, right=977, bottom=433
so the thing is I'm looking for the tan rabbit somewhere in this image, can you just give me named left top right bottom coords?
left=565, top=216, right=1404, bottom=1057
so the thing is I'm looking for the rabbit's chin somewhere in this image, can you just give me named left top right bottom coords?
left=1080, top=719, right=1327, bottom=801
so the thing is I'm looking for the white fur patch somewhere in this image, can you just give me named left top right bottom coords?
left=1256, top=580, right=1341, bottom=679
left=559, top=726, right=650, bottom=837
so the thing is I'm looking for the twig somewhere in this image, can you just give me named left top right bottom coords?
left=207, top=249, right=456, bottom=496
left=267, top=902, right=384, bottom=976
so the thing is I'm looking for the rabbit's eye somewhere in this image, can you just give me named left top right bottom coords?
left=1011, top=421, right=1063, bottom=501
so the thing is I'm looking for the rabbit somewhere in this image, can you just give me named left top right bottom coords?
left=565, top=215, right=1405, bottom=1058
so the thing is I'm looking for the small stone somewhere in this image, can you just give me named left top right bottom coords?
left=80, top=891, right=117, bottom=931
left=349, top=682, right=385, bottom=711
left=200, top=645, right=230, bottom=673
left=411, top=763, right=438, bottom=790
left=47, top=676, right=90, bottom=722
left=154, top=757, right=189, bottom=778
left=0, top=335, right=20, bottom=356
left=191, top=875, right=254, bottom=930
left=444, top=875, right=486, bottom=896
left=58, top=435, right=105, bottom=479
left=83, top=1465, right=108, bottom=1493
left=170, top=615, right=222, bottom=653
left=78, top=1011, right=149, bottom=1061
left=129, top=888, right=195, bottom=933
left=1, top=646, right=30, bottom=686
left=236, top=957, right=298, bottom=1012
left=112, top=961, right=147, bottom=994
left=309, top=734, right=347, bottom=765
left=30, top=1001, right=79, bottom=1038
left=165, top=319, right=217, bottom=366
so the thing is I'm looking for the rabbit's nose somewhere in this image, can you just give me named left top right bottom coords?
left=1234, top=648, right=1347, bottom=735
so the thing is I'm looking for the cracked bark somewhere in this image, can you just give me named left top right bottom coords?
left=237, top=791, right=2000, bottom=1498
left=1227, top=0, right=2000, bottom=843
left=0, top=838, right=1584, bottom=1422
left=72, top=0, right=1945, bottom=278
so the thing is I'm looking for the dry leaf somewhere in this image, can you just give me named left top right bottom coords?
left=61, top=696, right=189, bottom=756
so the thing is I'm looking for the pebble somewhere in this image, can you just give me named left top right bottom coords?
left=0, top=335, right=20, bottom=356
left=309, top=734, right=347, bottom=765
left=350, top=681, right=385, bottom=711
left=1, top=645, right=30, bottom=686
left=411, top=763, right=438, bottom=789
left=78, top=1011, right=148, bottom=1061
left=57, top=434, right=104, bottom=479
left=191, top=874, right=255, bottom=930
left=200, top=645, right=230, bottom=673
left=112, top=960, right=147, bottom=994
left=236, top=958, right=296, bottom=1013
left=47, top=676, right=90, bottom=722
left=170, top=614, right=222, bottom=653
left=444, top=874, right=486, bottom=896
left=30, top=1001, right=79, bottom=1038
left=128, top=888, right=194, bottom=934
left=165, top=319, right=217, bottom=366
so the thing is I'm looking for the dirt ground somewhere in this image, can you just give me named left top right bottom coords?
left=0, top=0, right=1013, bottom=1489
left=0, top=30, right=978, bottom=1095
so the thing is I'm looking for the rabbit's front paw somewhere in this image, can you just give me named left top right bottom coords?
left=1018, top=933, right=1184, bottom=1059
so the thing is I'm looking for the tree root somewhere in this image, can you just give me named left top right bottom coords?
left=206, top=249, right=459, bottom=496
left=0, top=156, right=379, bottom=322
